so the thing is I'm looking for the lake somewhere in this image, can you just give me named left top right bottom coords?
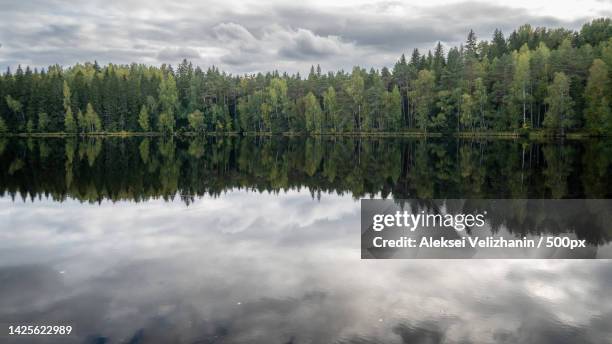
left=1, top=136, right=612, bottom=343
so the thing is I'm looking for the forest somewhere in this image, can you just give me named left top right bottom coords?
left=0, top=19, right=611, bottom=136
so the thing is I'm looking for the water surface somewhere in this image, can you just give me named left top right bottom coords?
left=1, top=137, right=611, bottom=343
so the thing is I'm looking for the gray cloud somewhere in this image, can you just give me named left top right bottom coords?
left=157, top=47, right=201, bottom=61
left=0, top=0, right=609, bottom=73
left=278, top=28, right=347, bottom=59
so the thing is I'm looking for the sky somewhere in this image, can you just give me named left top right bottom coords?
left=0, top=0, right=610, bottom=74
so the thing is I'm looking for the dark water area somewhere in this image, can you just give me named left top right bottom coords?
left=1, top=137, right=612, bottom=343
left=1, top=136, right=611, bottom=201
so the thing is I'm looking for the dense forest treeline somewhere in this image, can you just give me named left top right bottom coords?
left=0, top=19, right=611, bottom=135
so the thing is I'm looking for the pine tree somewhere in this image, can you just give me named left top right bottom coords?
left=432, top=42, right=445, bottom=86
left=466, top=29, right=478, bottom=57
left=489, top=29, right=507, bottom=59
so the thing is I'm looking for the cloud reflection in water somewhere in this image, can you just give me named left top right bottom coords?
left=1, top=190, right=611, bottom=343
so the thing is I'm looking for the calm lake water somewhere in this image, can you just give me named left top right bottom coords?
left=1, top=137, right=612, bottom=343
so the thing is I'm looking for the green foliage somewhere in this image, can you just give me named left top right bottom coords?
left=323, top=87, right=340, bottom=132
left=159, top=73, right=179, bottom=116
left=304, top=92, right=323, bottom=133
left=83, top=103, right=102, bottom=132
left=345, top=67, right=365, bottom=130
left=5, top=95, right=23, bottom=114
left=544, top=72, right=574, bottom=133
left=63, top=81, right=71, bottom=112
left=76, top=110, right=85, bottom=132
left=0, top=115, right=7, bottom=133
left=138, top=105, right=150, bottom=132
left=384, top=86, right=402, bottom=130
left=26, top=119, right=34, bottom=133
left=38, top=113, right=49, bottom=132
left=64, top=108, right=77, bottom=133
left=511, top=45, right=531, bottom=128
left=435, top=90, right=454, bottom=130
left=188, top=110, right=205, bottom=132
left=412, top=70, right=435, bottom=131
left=460, top=93, right=476, bottom=130
left=584, top=59, right=611, bottom=134
left=265, top=78, right=290, bottom=132
left=158, top=111, right=174, bottom=134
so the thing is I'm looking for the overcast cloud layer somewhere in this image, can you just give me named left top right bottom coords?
left=0, top=0, right=610, bottom=74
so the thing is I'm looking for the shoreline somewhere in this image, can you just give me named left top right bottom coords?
left=0, top=130, right=608, bottom=139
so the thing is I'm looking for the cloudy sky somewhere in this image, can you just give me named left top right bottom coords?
left=0, top=0, right=610, bottom=74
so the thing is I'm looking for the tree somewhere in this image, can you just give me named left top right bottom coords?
left=0, top=115, right=7, bottom=133
left=63, top=80, right=77, bottom=133
left=38, top=112, right=49, bottom=132
left=460, top=93, right=476, bottom=131
left=138, top=105, right=150, bottom=132
left=261, top=102, right=272, bottom=133
left=304, top=92, right=322, bottom=133
left=531, top=42, right=551, bottom=128
left=544, top=72, right=574, bottom=134
left=267, top=78, right=290, bottom=131
left=323, top=87, right=340, bottom=132
left=384, top=86, right=402, bottom=131
left=77, top=110, right=85, bottom=133
left=473, top=78, right=487, bottom=129
left=432, top=42, right=445, bottom=85
left=412, top=70, right=435, bottom=131
left=466, top=29, right=478, bottom=57
left=158, top=112, right=174, bottom=134
left=188, top=109, right=205, bottom=132
left=158, top=73, right=178, bottom=133
left=511, top=45, right=531, bottom=128
left=64, top=107, right=77, bottom=133
left=5, top=95, right=24, bottom=128
left=63, top=80, right=71, bottom=113
left=584, top=59, right=611, bottom=134
left=435, top=90, right=455, bottom=131
left=83, top=103, right=102, bottom=132
left=345, top=67, right=365, bottom=130
left=489, top=29, right=507, bottom=58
